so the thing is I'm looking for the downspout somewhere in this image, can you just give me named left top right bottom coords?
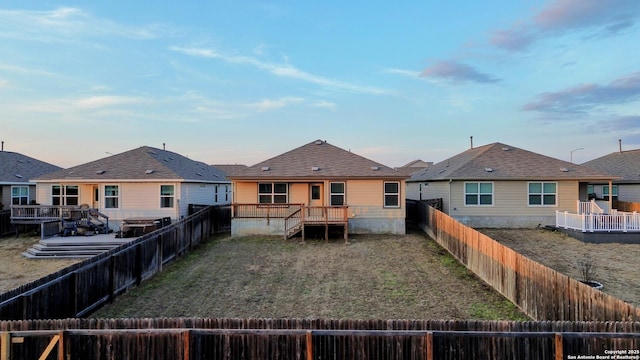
left=448, top=179, right=452, bottom=214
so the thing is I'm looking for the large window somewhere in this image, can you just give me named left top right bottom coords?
left=384, top=182, right=400, bottom=208
left=528, top=182, right=556, bottom=206
left=104, top=185, right=119, bottom=208
left=330, top=182, right=345, bottom=206
left=52, top=185, right=79, bottom=206
left=11, top=186, right=29, bottom=205
left=602, top=185, right=618, bottom=198
left=160, top=185, right=174, bottom=208
left=258, top=183, right=288, bottom=204
left=465, top=182, right=493, bottom=206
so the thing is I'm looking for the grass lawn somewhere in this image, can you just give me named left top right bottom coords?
left=93, top=230, right=528, bottom=320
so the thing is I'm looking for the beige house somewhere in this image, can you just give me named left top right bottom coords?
left=581, top=147, right=640, bottom=204
left=229, top=140, right=408, bottom=239
left=407, top=142, right=616, bottom=228
left=25, top=146, right=230, bottom=231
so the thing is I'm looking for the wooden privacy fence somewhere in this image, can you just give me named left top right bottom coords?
left=0, top=210, right=11, bottom=237
left=618, top=200, right=640, bottom=212
left=1, top=318, right=640, bottom=360
left=412, top=200, right=640, bottom=322
left=0, top=205, right=231, bottom=321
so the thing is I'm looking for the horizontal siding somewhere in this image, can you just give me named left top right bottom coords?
left=620, top=184, right=640, bottom=203
left=451, top=180, right=579, bottom=217
left=347, top=179, right=405, bottom=219
left=416, top=182, right=450, bottom=213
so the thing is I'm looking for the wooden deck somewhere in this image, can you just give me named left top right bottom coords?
left=22, top=233, right=134, bottom=259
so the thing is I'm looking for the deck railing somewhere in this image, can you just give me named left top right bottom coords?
left=232, top=203, right=303, bottom=219
left=10, top=205, right=77, bottom=222
left=556, top=210, right=640, bottom=232
left=577, top=200, right=604, bottom=214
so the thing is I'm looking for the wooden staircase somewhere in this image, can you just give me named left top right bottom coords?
left=22, top=234, right=132, bottom=259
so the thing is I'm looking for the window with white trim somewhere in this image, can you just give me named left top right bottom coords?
left=465, top=182, right=493, bottom=206
left=528, top=182, right=556, bottom=206
left=214, top=185, right=219, bottom=203
left=330, top=182, right=345, bottom=206
left=384, top=181, right=400, bottom=208
left=602, top=185, right=618, bottom=198
left=52, top=185, right=79, bottom=206
left=11, top=186, right=29, bottom=205
left=258, top=183, right=288, bottom=204
left=104, top=185, right=119, bottom=208
left=160, top=185, right=175, bottom=208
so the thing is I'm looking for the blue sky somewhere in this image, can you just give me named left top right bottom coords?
left=1, top=0, right=639, bottom=168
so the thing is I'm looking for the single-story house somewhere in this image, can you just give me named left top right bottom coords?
left=0, top=147, right=62, bottom=209
left=581, top=146, right=640, bottom=204
left=27, top=146, right=231, bottom=231
left=407, top=142, right=617, bottom=228
left=229, top=139, right=408, bottom=239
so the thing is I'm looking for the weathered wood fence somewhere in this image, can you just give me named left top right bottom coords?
left=410, top=200, right=640, bottom=322
left=0, top=205, right=231, bottom=321
left=0, top=210, right=12, bottom=237
left=618, top=200, right=640, bottom=212
left=1, top=318, right=639, bottom=359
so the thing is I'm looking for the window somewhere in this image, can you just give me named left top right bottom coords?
left=330, top=182, right=345, bottom=206
left=225, top=185, right=230, bottom=202
left=384, top=181, right=400, bottom=208
left=160, top=185, right=174, bottom=208
left=52, top=185, right=79, bottom=206
left=214, top=185, right=219, bottom=203
left=529, top=182, right=556, bottom=206
left=11, top=186, right=29, bottom=205
left=258, top=183, right=288, bottom=204
left=465, top=182, right=493, bottom=206
left=311, top=185, right=321, bottom=200
left=602, top=185, right=618, bottom=197
left=104, top=185, right=119, bottom=208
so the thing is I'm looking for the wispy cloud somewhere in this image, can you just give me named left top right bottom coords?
left=523, top=71, right=640, bottom=114
left=311, top=100, right=337, bottom=110
left=246, top=97, right=303, bottom=112
left=169, top=46, right=391, bottom=95
left=385, top=68, right=421, bottom=78
left=490, top=0, right=640, bottom=51
left=420, top=60, right=499, bottom=84
left=0, top=7, right=171, bottom=42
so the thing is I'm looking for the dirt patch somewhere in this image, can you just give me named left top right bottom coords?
left=478, top=228, right=640, bottom=307
left=0, top=236, right=81, bottom=293
left=94, top=232, right=527, bottom=320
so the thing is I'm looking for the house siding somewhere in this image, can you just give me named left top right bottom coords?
left=620, top=184, right=640, bottom=203
left=446, top=180, right=579, bottom=228
left=407, top=181, right=451, bottom=213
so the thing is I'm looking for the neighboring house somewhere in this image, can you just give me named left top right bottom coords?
left=229, top=140, right=409, bottom=239
left=395, top=159, right=433, bottom=177
left=212, top=164, right=249, bottom=177
left=29, top=146, right=230, bottom=231
left=581, top=148, right=640, bottom=204
left=407, top=142, right=616, bottom=228
left=0, top=148, right=62, bottom=209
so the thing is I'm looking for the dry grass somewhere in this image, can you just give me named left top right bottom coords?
left=0, top=235, right=81, bottom=293
left=93, top=231, right=527, bottom=320
left=479, top=228, right=640, bottom=307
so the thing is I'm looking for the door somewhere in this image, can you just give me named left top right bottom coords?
left=309, top=183, right=323, bottom=207
left=92, top=185, right=99, bottom=209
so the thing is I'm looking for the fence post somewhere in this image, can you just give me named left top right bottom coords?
left=554, top=333, right=563, bottom=360
left=183, top=329, right=190, bottom=360
left=306, top=331, right=313, bottom=360
left=1, top=331, right=9, bottom=360
left=425, top=332, right=433, bottom=360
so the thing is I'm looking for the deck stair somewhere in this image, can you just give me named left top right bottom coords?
left=22, top=234, right=132, bottom=259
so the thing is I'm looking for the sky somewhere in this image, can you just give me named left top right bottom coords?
left=1, top=0, right=639, bottom=169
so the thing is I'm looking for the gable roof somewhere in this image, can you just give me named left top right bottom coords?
left=581, top=149, right=640, bottom=184
left=212, top=164, right=249, bottom=177
left=231, top=140, right=406, bottom=180
left=35, top=146, right=229, bottom=183
left=0, top=151, right=62, bottom=185
left=409, top=142, right=616, bottom=182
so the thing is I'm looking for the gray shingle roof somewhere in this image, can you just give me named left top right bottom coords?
left=409, top=142, right=616, bottom=182
left=0, top=151, right=62, bottom=184
left=35, top=146, right=229, bottom=183
left=212, top=164, right=249, bottom=177
left=231, top=140, right=407, bottom=180
left=581, top=149, right=640, bottom=184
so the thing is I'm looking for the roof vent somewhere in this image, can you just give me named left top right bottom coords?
left=96, top=170, right=105, bottom=175
left=314, top=140, right=323, bottom=145
left=371, top=166, right=380, bottom=171
left=438, top=169, right=446, bottom=174
left=311, top=166, right=320, bottom=171
left=560, top=167, right=569, bottom=172
left=502, top=147, right=510, bottom=151
left=14, top=174, right=23, bottom=178
left=145, top=169, right=155, bottom=174
left=196, top=172, right=202, bottom=176
left=485, top=167, right=494, bottom=172
left=261, top=166, right=270, bottom=171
